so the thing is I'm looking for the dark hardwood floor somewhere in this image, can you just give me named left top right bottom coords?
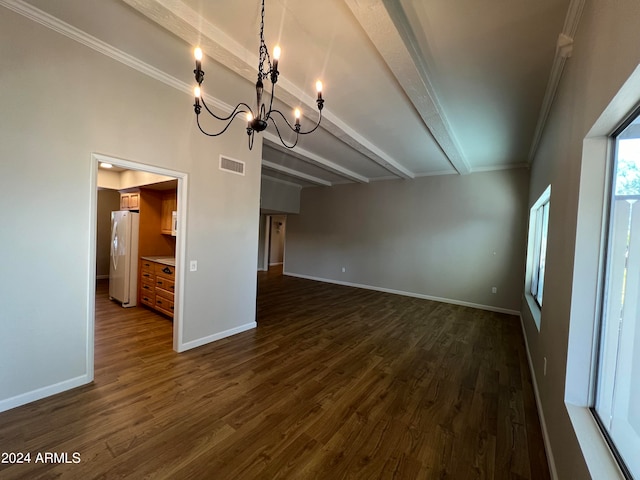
left=0, top=267, right=549, bottom=479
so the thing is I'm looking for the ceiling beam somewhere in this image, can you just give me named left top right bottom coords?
left=261, top=160, right=332, bottom=187
left=344, top=0, right=471, bottom=175
left=121, top=0, right=414, bottom=180
left=263, top=135, right=369, bottom=184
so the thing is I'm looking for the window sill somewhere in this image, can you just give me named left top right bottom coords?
left=525, top=292, right=542, bottom=330
left=566, top=403, right=624, bottom=479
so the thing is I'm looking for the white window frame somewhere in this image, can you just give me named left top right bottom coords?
left=565, top=66, right=640, bottom=480
left=525, top=185, right=551, bottom=330
left=592, top=122, right=640, bottom=480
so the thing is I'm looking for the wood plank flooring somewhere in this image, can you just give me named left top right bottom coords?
left=0, top=267, right=549, bottom=479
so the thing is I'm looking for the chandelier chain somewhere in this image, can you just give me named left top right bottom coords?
left=257, top=0, right=271, bottom=81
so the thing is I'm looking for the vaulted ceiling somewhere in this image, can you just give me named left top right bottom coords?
left=18, top=0, right=579, bottom=188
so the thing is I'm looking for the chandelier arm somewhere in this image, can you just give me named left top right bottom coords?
left=269, top=108, right=299, bottom=132
left=268, top=116, right=299, bottom=149
left=296, top=109, right=323, bottom=135
left=201, top=96, right=253, bottom=122
left=196, top=109, right=251, bottom=137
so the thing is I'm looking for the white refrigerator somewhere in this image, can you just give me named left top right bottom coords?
left=109, top=210, right=140, bottom=307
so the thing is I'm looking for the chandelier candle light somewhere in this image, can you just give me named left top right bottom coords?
left=192, top=0, right=325, bottom=150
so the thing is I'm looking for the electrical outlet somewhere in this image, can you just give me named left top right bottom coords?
left=341, top=267, right=346, bottom=273
left=491, top=286, right=497, bottom=294
left=190, top=260, right=198, bottom=272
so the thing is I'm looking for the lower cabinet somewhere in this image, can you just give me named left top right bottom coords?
left=140, top=258, right=175, bottom=318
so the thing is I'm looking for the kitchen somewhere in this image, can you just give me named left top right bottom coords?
left=96, top=161, right=179, bottom=325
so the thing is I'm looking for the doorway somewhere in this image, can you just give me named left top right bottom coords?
left=259, top=214, right=286, bottom=273
left=89, top=153, right=188, bottom=381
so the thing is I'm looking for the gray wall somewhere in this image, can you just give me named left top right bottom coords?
left=0, top=8, right=261, bottom=410
left=286, top=169, right=529, bottom=312
left=522, top=1, right=640, bottom=478
left=96, top=189, right=121, bottom=278
left=260, top=177, right=301, bottom=214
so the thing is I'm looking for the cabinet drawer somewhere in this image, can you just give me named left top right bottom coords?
left=141, top=259, right=155, bottom=272
left=140, top=279, right=155, bottom=295
left=155, top=276, right=175, bottom=293
left=141, top=293, right=155, bottom=307
left=140, top=269, right=154, bottom=282
left=155, top=263, right=175, bottom=279
left=155, top=296, right=174, bottom=317
left=156, top=286, right=174, bottom=301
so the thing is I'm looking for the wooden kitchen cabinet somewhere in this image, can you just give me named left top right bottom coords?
left=139, top=257, right=175, bottom=318
left=120, top=191, right=140, bottom=210
left=160, top=190, right=177, bottom=235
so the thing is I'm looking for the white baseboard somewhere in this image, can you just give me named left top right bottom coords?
left=269, top=262, right=283, bottom=266
left=0, top=374, right=91, bottom=414
left=179, top=322, right=257, bottom=352
left=518, top=314, right=558, bottom=480
left=283, top=271, right=520, bottom=315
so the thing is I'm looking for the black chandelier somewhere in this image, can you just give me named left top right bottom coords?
left=192, top=0, right=325, bottom=150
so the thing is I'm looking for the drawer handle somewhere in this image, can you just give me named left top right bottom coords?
left=143, top=285, right=150, bottom=290
left=162, top=267, right=172, bottom=274
left=170, top=306, right=174, bottom=311
left=157, top=281, right=163, bottom=285
left=143, top=273, right=151, bottom=278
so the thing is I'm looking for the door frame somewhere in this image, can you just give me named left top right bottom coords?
left=88, top=153, right=188, bottom=380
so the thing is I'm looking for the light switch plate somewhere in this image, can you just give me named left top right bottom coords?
left=190, top=260, right=198, bottom=272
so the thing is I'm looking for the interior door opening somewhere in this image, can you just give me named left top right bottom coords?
left=91, top=153, right=187, bottom=383
left=258, top=214, right=287, bottom=275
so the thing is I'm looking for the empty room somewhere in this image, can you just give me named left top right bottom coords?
left=1, top=0, right=640, bottom=479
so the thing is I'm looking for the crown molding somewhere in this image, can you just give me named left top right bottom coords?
left=528, top=0, right=586, bottom=162
left=0, top=0, right=367, bottom=185
left=0, top=0, right=233, bottom=113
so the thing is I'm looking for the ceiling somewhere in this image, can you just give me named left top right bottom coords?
left=20, top=0, right=577, bottom=188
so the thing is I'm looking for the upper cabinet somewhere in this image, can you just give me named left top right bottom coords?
left=120, top=191, right=140, bottom=210
left=161, top=190, right=177, bottom=235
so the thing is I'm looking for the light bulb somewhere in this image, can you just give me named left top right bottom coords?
left=194, top=47, right=203, bottom=61
left=295, top=108, right=301, bottom=120
left=316, top=80, right=323, bottom=93
left=194, top=86, right=201, bottom=98
left=273, top=45, right=281, bottom=60
left=246, top=112, right=253, bottom=122
left=100, top=162, right=113, bottom=169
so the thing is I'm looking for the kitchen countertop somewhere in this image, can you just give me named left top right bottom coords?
left=141, top=256, right=175, bottom=267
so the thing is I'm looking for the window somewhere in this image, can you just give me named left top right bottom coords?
left=525, top=185, right=551, bottom=327
left=594, top=111, right=640, bottom=479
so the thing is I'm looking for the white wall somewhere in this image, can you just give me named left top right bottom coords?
left=285, top=169, right=529, bottom=312
left=522, top=1, right=640, bottom=478
left=0, top=7, right=261, bottom=411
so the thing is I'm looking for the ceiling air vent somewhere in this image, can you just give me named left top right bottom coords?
left=219, top=155, right=245, bottom=176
